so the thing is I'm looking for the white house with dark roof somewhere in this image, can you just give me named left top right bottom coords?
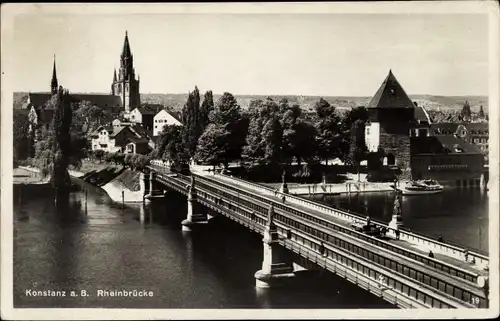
left=129, top=105, right=162, bottom=130
left=153, top=109, right=182, bottom=136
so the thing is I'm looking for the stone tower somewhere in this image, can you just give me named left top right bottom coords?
left=51, top=55, right=58, bottom=95
left=364, top=70, right=416, bottom=180
left=111, top=31, right=140, bottom=114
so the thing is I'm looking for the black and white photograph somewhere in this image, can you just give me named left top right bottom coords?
left=1, top=2, right=499, bottom=319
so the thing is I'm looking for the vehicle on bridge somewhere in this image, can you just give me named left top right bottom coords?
left=351, top=221, right=383, bottom=237
left=170, top=161, right=190, bottom=175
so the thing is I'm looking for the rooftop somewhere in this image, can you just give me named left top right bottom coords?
left=367, top=70, right=415, bottom=109
left=411, top=135, right=483, bottom=155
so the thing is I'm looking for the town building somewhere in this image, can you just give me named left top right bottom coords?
left=364, top=70, right=485, bottom=186
left=153, top=109, right=182, bottom=136
left=129, top=105, right=163, bottom=130
left=410, top=135, right=485, bottom=187
left=364, top=70, right=430, bottom=179
left=19, top=31, right=141, bottom=126
left=429, top=122, right=489, bottom=163
left=89, top=124, right=150, bottom=154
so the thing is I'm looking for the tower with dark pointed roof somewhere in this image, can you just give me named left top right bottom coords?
left=364, top=70, right=417, bottom=180
left=51, top=55, right=58, bottom=95
left=111, top=31, right=140, bottom=114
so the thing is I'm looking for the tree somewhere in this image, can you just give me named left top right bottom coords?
left=242, top=98, right=283, bottom=166
left=291, top=121, right=317, bottom=165
left=50, top=86, right=73, bottom=194
left=262, top=116, right=283, bottom=165
left=314, top=98, right=343, bottom=165
left=340, top=107, right=368, bottom=161
left=199, top=90, right=214, bottom=129
left=68, top=133, right=89, bottom=168
left=280, top=103, right=317, bottom=165
left=461, top=100, right=472, bottom=122
left=206, top=92, right=245, bottom=165
left=181, top=86, right=202, bottom=159
left=194, top=123, right=228, bottom=166
left=346, top=119, right=368, bottom=181
left=93, top=150, right=105, bottom=162
left=13, top=112, right=34, bottom=165
left=160, top=125, right=185, bottom=164
left=242, top=100, right=266, bottom=165
left=478, top=105, right=485, bottom=119
left=72, top=100, right=113, bottom=134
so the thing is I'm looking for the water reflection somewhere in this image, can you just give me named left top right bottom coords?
left=14, top=182, right=394, bottom=309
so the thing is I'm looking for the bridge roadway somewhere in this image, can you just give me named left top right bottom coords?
left=148, top=166, right=489, bottom=309
left=208, top=173, right=488, bottom=277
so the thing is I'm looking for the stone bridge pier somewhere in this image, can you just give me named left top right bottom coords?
left=254, top=204, right=295, bottom=288
left=140, top=172, right=150, bottom=202
left=182, top=176, right=208, bottom=232
left=142, top=171, right=167, bottom=203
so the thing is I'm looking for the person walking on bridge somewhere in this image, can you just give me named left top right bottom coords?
left=428, top=250, right=434, bottom=258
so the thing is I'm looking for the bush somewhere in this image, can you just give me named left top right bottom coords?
left=93, top=150, right=105, bottom=162
left=134, top=155, right=151, bottom=171
left=113, top=152, right=125, bottom=165
left=104, top=152, right=115, bottom=163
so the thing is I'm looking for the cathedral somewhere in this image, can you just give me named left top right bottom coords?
left=24, top=31, right=141, bottom=122
left=110, top=31, right=141, bottom=115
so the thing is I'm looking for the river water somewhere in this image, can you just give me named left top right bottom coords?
left=13, top=180, right=488, bottom=309
left=13, top=180, right=394, bottom=309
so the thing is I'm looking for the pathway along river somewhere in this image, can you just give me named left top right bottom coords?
left=14, top=179, right=394, bottom=309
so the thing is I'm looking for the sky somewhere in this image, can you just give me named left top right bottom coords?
left=4, top=5, right=490, bottom=97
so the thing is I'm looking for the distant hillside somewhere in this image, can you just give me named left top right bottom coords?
left=141, top=93, right=489, bottom=113
left=13, top=91, right=488, bottom=113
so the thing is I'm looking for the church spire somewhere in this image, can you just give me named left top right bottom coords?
left=121, top=30, right=132, bottom=59
left=51, top=54, right=58, bottom=94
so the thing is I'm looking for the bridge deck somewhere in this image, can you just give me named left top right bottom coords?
left=203, top=172, right=488, bottom=278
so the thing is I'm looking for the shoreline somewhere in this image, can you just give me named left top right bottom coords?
left=15, top=165, right=144, bottom=204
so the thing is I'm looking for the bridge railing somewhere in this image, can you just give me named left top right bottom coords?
left=210, top=172, right=489, bottom=268
left=197, top=173, right=482, bottom=286
left=182, top=176, right=475, bottom=308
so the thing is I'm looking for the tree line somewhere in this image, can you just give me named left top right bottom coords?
left=14, top=85, right=370, bottom=184
left=154, top=86, right=369, bottom=177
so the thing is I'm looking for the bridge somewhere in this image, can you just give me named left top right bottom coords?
left=140, top=162, right=490, bottom=309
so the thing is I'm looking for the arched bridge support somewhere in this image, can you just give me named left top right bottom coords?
left=181, top=177, right=207, bottom=232
left=254, top=204, right=295, bottom=288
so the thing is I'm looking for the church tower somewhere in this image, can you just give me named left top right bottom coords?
left=51, top=55, right=58, bottom=95
left=111, top=31, right=140, bottom=114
